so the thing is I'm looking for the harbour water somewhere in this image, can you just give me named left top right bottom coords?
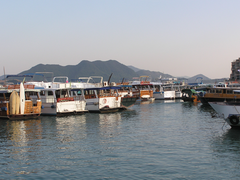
left=1, top=100, right=240, bottom=179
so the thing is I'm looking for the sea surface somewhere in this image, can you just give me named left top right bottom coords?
left=0, top=100, right=240, bottom=179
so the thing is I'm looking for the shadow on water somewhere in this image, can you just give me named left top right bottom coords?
left=181, top=101, right=199, bottom=108
left=211, top=128, right=240, bottom=155
left=198, top=103, right=219, bottom=118
left=214, top=128, right=240, bottom=143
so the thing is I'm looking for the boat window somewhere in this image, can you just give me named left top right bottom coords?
left=84, top=90, right=95, bottom=95
left=0, top=93, right=7, bottom=100
left=227, top=90, right=233, bottom=94
left=40, top=91, right=45, bottom=96
left=210, top=89, right=214, bottom=93
left=61, top=90, right=68, bottom=96
left=0, top=93, right=10, bottom=100
left=55, top=90, right=60, bottom=98
left=48, top=91, right=53, bottom=96
left=234, top=91, right=240, bottom=94
left=216, top=89, right=222, bottom=93
left=77, top=90, right=81, bottom=95
left=89, top=90, right=95, bottom=95
left=27, top=91, right=38, bottom=96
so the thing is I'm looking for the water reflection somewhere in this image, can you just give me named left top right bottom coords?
left=55, top=115, right=87, bottom=143
left=98, top=113, right=123, bottom=139
left=99, top=112, right=122, bottom=126
left=140, top=100, right=154, bottom=105
left=6, top=118, right=42, bottom=146
left=155, top=99, right=183, bottom=104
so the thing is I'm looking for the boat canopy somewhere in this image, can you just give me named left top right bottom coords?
left=182, top=89, right=197, bottom=94
left=119, top=85, right=132, bottom=88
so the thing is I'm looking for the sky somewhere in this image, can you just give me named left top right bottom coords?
left=1, top=0, right=240, bottom=79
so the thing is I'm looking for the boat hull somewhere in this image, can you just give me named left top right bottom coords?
left=209, top=102, right=240, bottom=127
left=41, top=101, right=87, bottom=116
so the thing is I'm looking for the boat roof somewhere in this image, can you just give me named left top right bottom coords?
left=71, top=86, right=121, bottom=91
left=181, top=89, right=197, bottom=93
left=0, top=89, right=41, bottom=93
left=119, top=85, right=132, bottom=88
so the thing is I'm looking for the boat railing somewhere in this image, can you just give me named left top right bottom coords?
left=40, top=95, right=85, bottom=103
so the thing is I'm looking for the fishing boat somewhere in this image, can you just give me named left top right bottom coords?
left=0, top=83, right=42, bottom=120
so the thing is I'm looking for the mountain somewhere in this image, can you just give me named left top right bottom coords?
left=127, top=66, right=173, bottom=80
left=19, top=60, right=139, bottom=82
left=135, top=70, right=173, bottom=81
left=128, top=65, right=142, bottom=72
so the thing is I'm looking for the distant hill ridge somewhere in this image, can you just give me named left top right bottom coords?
left=0, top=60, right=226, bottom=82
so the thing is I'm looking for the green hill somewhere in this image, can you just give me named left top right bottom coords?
left=19, top=60, right=139, bottom=83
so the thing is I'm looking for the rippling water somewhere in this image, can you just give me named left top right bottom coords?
left=1, top=100, right=240, bottom=179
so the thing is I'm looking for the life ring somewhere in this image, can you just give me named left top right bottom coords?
left=103, top=98, right=107, bottom=104
left=229, top=115, right=239, bottom=125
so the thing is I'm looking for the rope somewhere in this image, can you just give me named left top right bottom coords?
left=234, top=104, right=240, bottom=114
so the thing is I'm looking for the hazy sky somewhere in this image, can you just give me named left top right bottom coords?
left=1, top=0, right=240, bottom=79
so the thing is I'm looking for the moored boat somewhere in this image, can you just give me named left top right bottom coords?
left=0, top=83, right=42, bottom=120
left=25, top=76, right=87, bottom=116
left=197, top=86, right=240, bottom=104
left=71, top=76, right=134, bottom=113
left=72, top=86, right=123, bottom=113
left=181, top=88, right=200, bottom=102
left=117, top=84, right=138, bottom=109
left=131, top=76, right=155, bottom=101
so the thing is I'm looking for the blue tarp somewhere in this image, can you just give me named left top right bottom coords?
left=6, top=74, right=34, bottom=78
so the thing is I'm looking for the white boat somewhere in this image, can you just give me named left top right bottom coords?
left=209, top=101, right=240, bottom=128
left=25, top=76, right=87, bottom=116
left=152, top=82, right=164, bottom=100
left=152, top=83, right=179, bottom=100
left=113, top=83, right=138, bottom=109
left=162, top=85, right=176, bottom=100
left=71, top=76, right=125, bottom=113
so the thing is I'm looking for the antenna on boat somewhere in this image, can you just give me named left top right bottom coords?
left=121, top=78, right=125, bottom=84
left=3, top=66, right=6, bottom=85
left=108, top=73, right=113, bottom=86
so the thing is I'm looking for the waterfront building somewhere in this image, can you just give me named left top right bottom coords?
left=230, top=57, right=240, bottom=81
